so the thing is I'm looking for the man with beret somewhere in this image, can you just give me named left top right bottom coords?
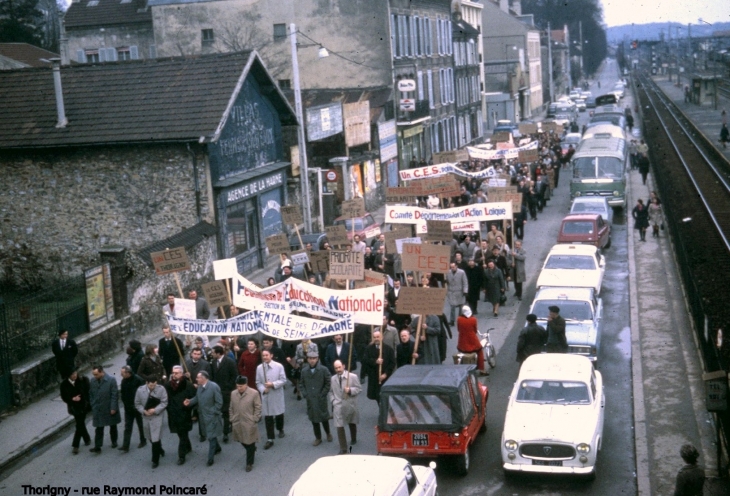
left=545, top=305, right=568, bottom=353
left=299, top=349, right=332, bottom=446
left=230, top=376, right=261, bottom=472
left=516, top=314, right=547, bottom=363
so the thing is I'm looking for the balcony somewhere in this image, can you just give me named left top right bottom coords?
left=397, top=99, right=431, bottom=125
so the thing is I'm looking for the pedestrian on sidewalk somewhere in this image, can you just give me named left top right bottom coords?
left=648, top=197, right=664, bottom=238
left=633, top=199, right=650, bottom=241
left=134, top=377, right=168, bottom=468
left=673, top=444, right=705, bottom=496
left=638, top=154, right=650, bottom=185
left=89, top=365, right=121, bottom=453
left=720, top=123, right=729, bottom=149
left=60, top=368, right=91, bottom=454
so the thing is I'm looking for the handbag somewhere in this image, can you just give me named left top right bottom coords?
left=499, top=293, right=507, bottom=305
left=660, top=223, right=665, bottom=231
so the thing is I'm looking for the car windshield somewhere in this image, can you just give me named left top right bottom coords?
left=562, top=221, right=595, bottom=235
left=573, top=157, right=623, bottom=179
left=516, top=380, right=591, bottom=404
left=386, top=394, right=453, bottom=426
left=334, top=218, right=363, bottom=231
left=572, top=203, right=605, bottom=214
left=544, top=254, right=597, bottom=270
left=532, top=300, right=593, bottom=321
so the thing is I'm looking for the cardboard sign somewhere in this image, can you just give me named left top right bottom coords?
left=329, top=250, right=364, bottom=280
left=418, top=176, right=461, bottom=197
left=396, top=287, right=448, bottom=315
left=400, top=243, right=451, bottom=273
left=281, top=205, right=303, bottom=225
left=383, top=228, right=414, bottom=254
left=424, top=220, right=453, bottom=242
left=518, top=148, right=539, bottom=163
left=386, top=186, right=423, bottom=201
left=353, top=269, right=386, bottom=289
left=289, top=249, right=310, bottom=266
left=173, top=298, right=197, bottom=319
left=213, top=258, right=238, bottom=280
left=363, top=225, right=382, bottom=240
left=265, top=233, right=290, bottom=255
left=518, top=123, right=538, bottom=135
left=325, top=225, right=349, bottom=247
left=341, top=197, right=366, bottom=218
left=542, top=122, right=561, bottom=134
left=151, top=247, right=191, bottom=276
left=395, top=237, right=422, bottom=254
left=201, top=280, right=231, bottom=308
left=491, top=132, right=512, bottom=143
left=309, top=251, right=329, bottom=273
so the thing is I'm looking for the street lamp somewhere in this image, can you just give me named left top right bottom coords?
left=290, top=23, right=329, bottom=233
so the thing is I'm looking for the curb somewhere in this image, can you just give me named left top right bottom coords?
left=0, top=417, right=74, bottom=475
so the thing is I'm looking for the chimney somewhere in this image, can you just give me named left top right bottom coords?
left=50, top=59, right=68, bottom=128
left=512, top=0, right=522, bottom=16
left=499, top=0, right=509, bottom=13
left=59, top=16, right=70, bottom=66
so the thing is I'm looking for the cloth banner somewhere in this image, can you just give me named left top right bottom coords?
left=466, top=140, right=539, bottom=161
left=168, top=310, right=353, bottom=341
left=386, top=202, right=513, bottom=234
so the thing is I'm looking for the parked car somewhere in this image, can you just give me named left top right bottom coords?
left=287, top=232, right=329, bottom=251
left=333, top=213, right=381, bottom=241
left=569, top=90, right=582, bottom=101
left=585, top=96, right=597, bottom=109
left=493, top=124, right=523, bottom=139
left=575, top=99, right=587, bottom=112
left=501, top=354, right=605, bottom=478
left=528, top=287, right=603, bottom=362
left=557, top=213, right=611, bottom=250
left=553, top=114, right=571, bottom=128
left=570, top=197, right=614, bottom=226
left=288, top=455, right=438, bottom=496
left=376, top=365, right=489, bottom=475
left=536, top=244, right=606, bottom=294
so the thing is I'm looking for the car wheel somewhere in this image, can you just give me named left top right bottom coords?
left=487, top=345, right=497, bottom=369
left=455, top=445, right=470, bottom=475
left=479, top=417, right=487, bottom=434
left=605, top=236, right=612, bottom=249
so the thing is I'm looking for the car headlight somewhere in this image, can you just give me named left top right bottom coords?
left=575, top=191, right=582, bottom=197
left=613, top=190, right=620, bottom=197
left=576, top=443, right=591, bottom=454
left=504, top=440, right=518, bottom=451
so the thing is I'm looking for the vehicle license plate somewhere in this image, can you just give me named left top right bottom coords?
left=412, top=434, right=429, bottom=447
left=532, top=460, right=563, bottom=466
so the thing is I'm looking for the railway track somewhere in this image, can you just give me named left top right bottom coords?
left=634, top=71, right=730, bottom=333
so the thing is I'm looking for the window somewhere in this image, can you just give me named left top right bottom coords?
left=148, top=44, right=157, bottom=59
left=424, top=18, right=432, bottom=56
left=386, top=394, right=452, bottom=426
left=278, top=79, right=291, bottom=89
left=84, top=49, right=99, bottom=63
left=409, top=16, right=417, bottom=57
left=273, top=23, right=286, bottom=40
left=390, top=14, right=397, bottom=57
left=226, top=199, right=258, bottom=257
left=448, top=68, right=454, bottom=103
left=86, top=0, right=99, bottom=6
left=116, top=46, right=138, bottom=61
left=417, top=17, right=425, bottom=56
left=98, top=47, right=117, bottom=62
left=436, top=19, right=442, bottom=55
left=201, top=29, right=215, bottom=48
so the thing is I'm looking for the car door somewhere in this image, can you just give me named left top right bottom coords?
left=594, top=296, right=603, bottom=357
left=596, top=216, right=608, bottom=248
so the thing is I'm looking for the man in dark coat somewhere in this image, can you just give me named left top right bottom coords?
left=125, top=340, right=144, bottom=374
left=165, top=365, right=196, bottom=465
left=545, top=305, right=568, bottom=353
left=324, top=334, right=357, bottom=374
left=516, top=314, right=547, bottom=363
left=189, top=289, right=211, bottom=320
left=60, top=368, right=91, bottom=454
left=261, top=336, right=287, bottom=366
left=158, top=325, right=185, bottom=377
left=211, top=345, right=237, bottom=443
left=89, top=365, right=122, bottom=453
left=360, top=330, right=396, bottom=404
left=463, top=259, right=484, bottom=315
left=674, top=444, right=705, bottom=496
left=299, top=350, right=332, bottom=446
left=119, top=365, right=146, bottom=452
left=52, top=329, right=78, bottom=379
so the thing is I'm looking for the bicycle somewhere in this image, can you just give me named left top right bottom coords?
left=480, top=328, right=497, bottom=369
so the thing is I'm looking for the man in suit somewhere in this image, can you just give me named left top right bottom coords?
left=184, top=371, right=223, bottom=466
left=211, top=345, right=237, bottom=443
left=229, top=376, right=261, bottom=472
left=52, top=329, right=78, bottom=379
left=331, top=359, right=362, bottom=454
left=89, top=365, right=122, bottom=453
left=256, top=348, right=287, bottom=450
left=324, top=334, right=357, bottom=374
left=158, top=325, right=185, bottom=377
left=60, top=368, right=91, bottom=454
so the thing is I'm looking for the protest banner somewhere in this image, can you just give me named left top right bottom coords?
left=363, top=225, right=382, bottom=240
left=265, top=233, right=290, bottom=255
left=173, top=298, right=197, bottom=319
left=542, top=122, right=561, bottom=134
left=151, top=247, right=190, bottom=276
left=309, top=251, right=329, bottom=273
left=490, top=131, right=512, bottom=143
left=395, top=237, right=421, bottom=254
left=386, top=186, right=423, bottom=202
left=329, top=250, right=364, bottom=280
left=280, top=205, right=303, bottom=225
left=395, top=287, right=448, bottom=315
left=424, top=220, right=453, bottom=242
left=401, top=243, right=450, bottom=273
left=201, top=280, right=231, bottom=308
left=341, top=197, right=366, bottom=218
left=325, top=225, right=349, bottom=246
left=386, top=202, right=513, bottom=225
left=383, top=228, right=413, bottom=253
left=465, top=140, right=538, bottom=161
left=212, top=258, right=238, bottom=280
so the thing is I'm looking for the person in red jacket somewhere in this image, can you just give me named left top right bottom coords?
left=456, top=306, right=487, bottom=375
left=237, top=339, right=261, bottom=390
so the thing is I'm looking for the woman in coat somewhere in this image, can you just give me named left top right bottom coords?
left=164, top=366, right=196, bottom=465
left=134, top=377, right=168, bottom=468
left=632, top=199, right=650, bottom=241
left=456, top=306, right=486, bottom=374
left=137, top=344, right=165, bottom=383
left=648, top=197, right=664, bottom=238
left=483, top=260, right=506, bottom=317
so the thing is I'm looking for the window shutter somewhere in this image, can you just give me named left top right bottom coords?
left=107, top=47, right=118, bottom=62
left=427, top=70, right=434, bottom=108
left=390, top=15, right=397, bottom=57
left=130, top=46, right=139, bottom=59
left=417, top=71, right=424, bottom=101
left=149, top=45, right=157, bottom=59
left=76, top=49, right=87, bottom=63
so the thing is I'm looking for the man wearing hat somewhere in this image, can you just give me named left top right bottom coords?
left=256, top=349, right=287, bottom=449
left=230, top=376, right=261, bottom=472
left=299, top=349, right=333, bottom=446
left=545, top=306, right=568, bottom=353
left=516, top=314, right=547, bottom=363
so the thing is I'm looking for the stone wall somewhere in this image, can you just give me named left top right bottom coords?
left=0, top=143, right=211, bottom=290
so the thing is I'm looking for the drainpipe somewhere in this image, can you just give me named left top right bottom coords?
left=50, top=58, right=68, bottom=128
left=187, top=143, right=202, bottom=223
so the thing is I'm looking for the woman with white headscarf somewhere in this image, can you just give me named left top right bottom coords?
left=456, top=306, right=487, bottom=375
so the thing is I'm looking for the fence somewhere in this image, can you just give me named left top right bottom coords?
left=0, top=275, right=87, bottom=368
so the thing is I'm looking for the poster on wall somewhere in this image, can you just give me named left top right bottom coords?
left=260, top=188, right=283, bottom=240
left=85, top=264, right=114, bottom=330
left=364, top=160, right=377, bottom=193
left=350, top=164, right=364, bottom=199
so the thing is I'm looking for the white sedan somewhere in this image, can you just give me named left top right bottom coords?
left=536, top=244, right=606, bottom=294
left=502, top=354, right=605, bottom=478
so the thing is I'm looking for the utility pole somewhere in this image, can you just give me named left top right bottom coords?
left=547, top=22, right=554, bottom=103
left=579, top=20, right=584, bottom=81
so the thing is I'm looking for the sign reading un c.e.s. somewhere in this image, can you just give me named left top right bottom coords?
left=401, top=243, right=450, bottom=273
left=151, top=247, right=191, bottom=276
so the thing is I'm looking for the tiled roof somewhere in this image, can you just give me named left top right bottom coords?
left=136, top=221, right=218, bottom=267
left=64, top=0, right=152, bottom=28
left=0, top=51, right=297, bottom=149
left=0, top=43, right=58, bottom=68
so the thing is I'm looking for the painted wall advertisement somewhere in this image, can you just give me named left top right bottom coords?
left=85, top=263, right=115, bottom=330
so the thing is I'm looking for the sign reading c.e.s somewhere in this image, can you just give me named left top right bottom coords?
left=400, top=243, right=450, bottom=273
left=151, top=247, right=191, bottom=276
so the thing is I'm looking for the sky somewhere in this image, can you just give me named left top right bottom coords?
left=600, top=0, right=729, bottom=27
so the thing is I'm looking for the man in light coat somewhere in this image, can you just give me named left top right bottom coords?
left=299, top=350, right=332, bottom=446
left=512, top=240, right=527, bottom=301
left=184, top=371, right=223, bottom=466
left=89, top=365, right=122, bottom=454
left=230, top=376, right=261, bottom=472
left=256, top=349, right=287, bottom=450
left=445, top=262, right=468, bottom=325
left=134, top=377, right=168, bottom=468
left=331, top=360, right=361, bottom=454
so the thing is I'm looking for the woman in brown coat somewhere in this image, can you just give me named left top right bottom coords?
left=230, top=376, right=261, bottom=472
left=137, top=344, right=165, bottom=383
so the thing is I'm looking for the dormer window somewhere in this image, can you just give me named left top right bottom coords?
left=87, top=0, right=99, bottom=6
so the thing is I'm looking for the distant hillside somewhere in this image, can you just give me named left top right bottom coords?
left=607, top=22, right=730, bottom=43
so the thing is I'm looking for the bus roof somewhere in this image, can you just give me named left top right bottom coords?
left=574, top=136, right=625, bottom=158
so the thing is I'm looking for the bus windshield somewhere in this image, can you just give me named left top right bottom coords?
left=573, top=157, right=623, bottom=179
